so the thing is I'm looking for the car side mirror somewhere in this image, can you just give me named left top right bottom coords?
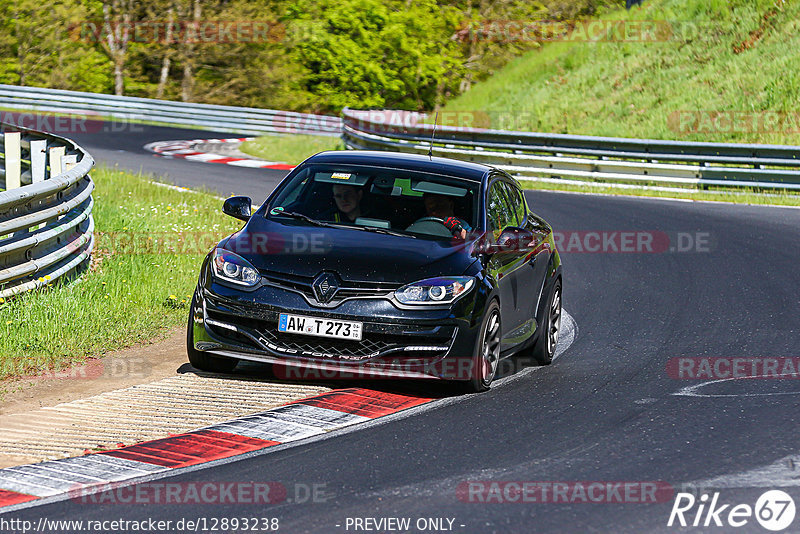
left=496, top=227, right=536, bottom=252
left=223, top=196, right=251, bottom=221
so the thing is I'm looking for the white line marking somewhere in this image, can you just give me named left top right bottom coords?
left=673, top=374, right=800, bottom=398
left=682, top=454, right=800, bottom=489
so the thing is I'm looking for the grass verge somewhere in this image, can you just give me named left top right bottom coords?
left=442, top=0, right=800, bottom=145
left=0, top=166, right=241, bottom=383
left=239, top=134, right=343, bottom=165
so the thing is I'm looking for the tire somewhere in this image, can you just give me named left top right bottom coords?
left=528, top=278, right=562, bottom=365
left=186, top=297, right=238, bottom=374
left=465, top=300, right=502, bottom=393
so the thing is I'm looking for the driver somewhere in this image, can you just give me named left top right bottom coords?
left=331, top=183, right=365, bottom=223
left=423, top=193, right=471, bottom=239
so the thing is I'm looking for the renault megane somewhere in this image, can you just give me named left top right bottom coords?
left=188, top=151, right=562, bottom=391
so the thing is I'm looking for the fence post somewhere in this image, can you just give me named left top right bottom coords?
left=4, top=131, right=21, bottom=190
left=62, top=154, right=78, bottom=171
left=49, top=146, right=65, bottom=176
left=30, top=139, right=46, bottom=183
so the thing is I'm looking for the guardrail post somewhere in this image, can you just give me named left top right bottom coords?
left=49, top=146, right=65, bottom=176
left=30, top=139, right=46, bottom=183
left=62, top=154, right=78, bottom=171
left=3, top=131, right=21, bottom=190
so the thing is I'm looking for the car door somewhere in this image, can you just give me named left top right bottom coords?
left=485, top=178, right=528, bottom=351
left=502, top=179, right=552, bottom=333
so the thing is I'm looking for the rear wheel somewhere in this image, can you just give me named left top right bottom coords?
left=465, top=300, right=502, bottom=393
left=186, top=297, right=238, bottom=374
left=528, top=279, right=562, bottom=365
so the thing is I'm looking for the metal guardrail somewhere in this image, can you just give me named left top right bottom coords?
left=0, top=122, right=94, bottom=298
left=0, top=84, right=342, bottom=137
left=342, top=108, right=800, bottom=191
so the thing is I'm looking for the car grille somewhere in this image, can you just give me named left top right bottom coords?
left=261, top=270, right=401, bottom=304
left=205, top=309, right=454, bottom=363
left=260, top=328, right=402, bottom=360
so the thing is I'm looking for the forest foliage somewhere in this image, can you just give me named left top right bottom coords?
left=0, top=0, right=619, bottom=113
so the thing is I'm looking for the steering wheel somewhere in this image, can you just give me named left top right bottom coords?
left=404, top=216, right=453, bottom=237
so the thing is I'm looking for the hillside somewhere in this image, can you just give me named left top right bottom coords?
left=442, top=0, right=800, bottom=145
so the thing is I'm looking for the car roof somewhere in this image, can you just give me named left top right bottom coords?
left=303, top=150, right=494, bottom=182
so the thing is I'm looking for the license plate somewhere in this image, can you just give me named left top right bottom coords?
left=278, top=313, right=362, bottom=341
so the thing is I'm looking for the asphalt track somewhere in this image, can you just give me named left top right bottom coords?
left=5, top=125, right=800, bottom=533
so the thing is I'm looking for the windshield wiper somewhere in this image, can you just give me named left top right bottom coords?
left=273, top=211, right=415, bottom=237
left=273, top=211, right=338, bottom=228
left=352, top=225, right=417, bottom=238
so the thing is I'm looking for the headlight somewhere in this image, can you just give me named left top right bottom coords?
left=395, top=276, right=475, bottom=305
left=211, top=248, right=260, bottom=287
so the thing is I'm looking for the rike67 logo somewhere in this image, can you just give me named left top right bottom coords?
left=668, top=490, right=796, bottom=531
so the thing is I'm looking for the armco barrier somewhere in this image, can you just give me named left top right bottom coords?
left=341, top=108, right=800, bottom=191
left=0, top=122, right=94, bottom=298
left=0, top=84, right=341, bottom=137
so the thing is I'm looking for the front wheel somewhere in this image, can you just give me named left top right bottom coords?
left=465, top=300, right=502, bottom=393
left=528, top=278, right=562, bottom=365
left=186, top=297, right=239, bottom=374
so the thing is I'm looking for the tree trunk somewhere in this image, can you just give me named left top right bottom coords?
left=156, top=6, right=175, bottom=99
left=103, top=0, right=131, bottom=96
left=181, top=0, right=201, bottom=102
left=114, top=58, right=125, bottom=96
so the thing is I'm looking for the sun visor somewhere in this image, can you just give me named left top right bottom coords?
left=412, top=180, right=468, bottom=197
left=314, top=171, right=370, bottom=186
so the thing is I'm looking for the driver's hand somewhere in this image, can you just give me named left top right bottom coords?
left=443, top=217, right=467, bottom=240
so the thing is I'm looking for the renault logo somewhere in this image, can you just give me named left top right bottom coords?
left=312, top=272, right=339, bottom=303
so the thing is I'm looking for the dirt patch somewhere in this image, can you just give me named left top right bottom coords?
left=733, top=1, right=784, bottom=54
left=0, top=328, right=186, bottom=417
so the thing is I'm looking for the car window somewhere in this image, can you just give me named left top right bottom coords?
left=487, top=180, right=515, bottom=238
left=502, top=181, right=527, bottom=227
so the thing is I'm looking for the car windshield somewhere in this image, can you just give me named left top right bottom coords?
left=265, top=164, right=480, bottom=239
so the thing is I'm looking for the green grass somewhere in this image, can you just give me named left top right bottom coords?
left=0, top=167, right=241, bottom=382
left=239, top=134, right=344, bottom=165
left=443, top=0, right=800, bottom=145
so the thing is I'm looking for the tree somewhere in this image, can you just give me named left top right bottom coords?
left=284, top=0, right=465, bottom=112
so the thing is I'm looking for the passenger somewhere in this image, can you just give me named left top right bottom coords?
left=331, top=184, right=365, bottom=223
left=423, top=193, right=471, bottom=239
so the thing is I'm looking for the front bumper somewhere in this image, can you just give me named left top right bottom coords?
left=191, top=279, right=484, bottom=381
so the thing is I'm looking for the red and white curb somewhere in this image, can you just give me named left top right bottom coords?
left=144, top=138, right=295, bottom=170
left=0, top=312, right=576, bottom=513
left=0, top=388, right=431, bottom=510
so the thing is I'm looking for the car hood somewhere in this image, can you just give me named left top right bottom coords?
left=222, top=216, right=477, bottom=283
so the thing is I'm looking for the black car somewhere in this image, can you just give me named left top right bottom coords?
left=188, top=151, right=562, bottom=391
